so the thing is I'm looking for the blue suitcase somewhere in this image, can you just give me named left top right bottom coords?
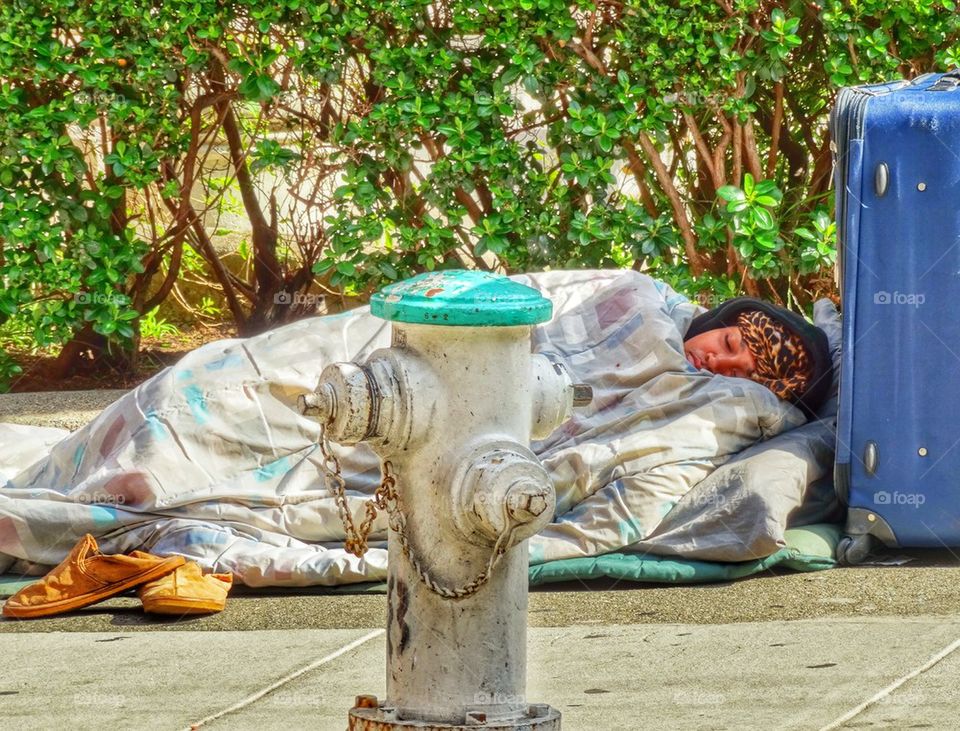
left=831, top=69, right=960, bottom=563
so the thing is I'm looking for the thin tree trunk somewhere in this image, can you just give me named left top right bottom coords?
left=766, top=82, right=784, bottom=178
left=631, top=135, right=705, bottom=275
left=210, top=59, right=283, bottom=324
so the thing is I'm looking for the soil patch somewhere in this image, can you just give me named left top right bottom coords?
left=6, top=323, right=237, bottom=393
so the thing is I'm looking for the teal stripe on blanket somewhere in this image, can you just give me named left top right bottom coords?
left=528, top=523, right=839, bottom=586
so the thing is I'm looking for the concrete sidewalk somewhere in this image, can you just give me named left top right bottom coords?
left=3, top=563, right=960, bottom=730
left=0, top=388, right=127, bottom=431
left=3, top=555, right=960, bottom=631
left=2, top=618, right=958, bottom=730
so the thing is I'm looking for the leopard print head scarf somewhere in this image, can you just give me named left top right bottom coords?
left=736, top=310, right=814, bottom=402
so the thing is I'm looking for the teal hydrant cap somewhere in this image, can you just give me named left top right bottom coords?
left=370, top=270, right=553, bottom=326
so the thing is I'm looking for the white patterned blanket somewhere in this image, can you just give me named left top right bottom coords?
left=0, top=270, right=806, bottom=586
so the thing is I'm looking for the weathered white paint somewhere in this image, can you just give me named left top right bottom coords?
left=308, top=321, right=571, bottom=728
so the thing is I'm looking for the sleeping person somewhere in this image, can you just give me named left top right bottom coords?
left=0, top=270, right=833, bottom=585
left=681, top=296, right=832, bottom=420
left=521, top=272, right=832, bottom=562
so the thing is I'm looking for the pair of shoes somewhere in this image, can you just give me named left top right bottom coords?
left=2, top=535, right=232, bottom=619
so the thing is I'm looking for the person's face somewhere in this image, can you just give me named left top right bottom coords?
left=684, top=326, right=757, bottom=379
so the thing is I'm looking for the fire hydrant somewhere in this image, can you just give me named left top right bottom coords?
left=299, top=270, right=589, bottom=729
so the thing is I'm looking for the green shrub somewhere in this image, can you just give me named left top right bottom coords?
left=1, top=0, right=958, bottom=389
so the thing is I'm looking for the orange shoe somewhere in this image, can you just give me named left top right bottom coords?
left=135, top=557, right=233, bottom=615
left=2, top=535, right=185, bottom=619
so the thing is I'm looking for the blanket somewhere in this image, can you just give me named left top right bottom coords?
left=0, top=270, right=810, bottom=586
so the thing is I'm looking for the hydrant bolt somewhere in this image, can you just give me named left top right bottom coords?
left=298, top=383, right=336, bottom=423
left=505, top=484, right=550, bottom=523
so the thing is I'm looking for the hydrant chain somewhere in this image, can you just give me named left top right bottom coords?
left=321, top=427, right=520, bottom=599
left=320, top=425, right=392, bottom=557
left=390, top=500, right=519, bottom=600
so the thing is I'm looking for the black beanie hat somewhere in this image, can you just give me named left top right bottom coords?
left=684, top=297, right=833, bottom=420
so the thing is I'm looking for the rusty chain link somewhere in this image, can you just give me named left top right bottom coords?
left=318, top=424, right=517, bottom=599
left=318, top=424, right=394, bottom=557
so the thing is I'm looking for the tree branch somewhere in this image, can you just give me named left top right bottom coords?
left=631, top=135, right=704, bottom=275
left=766, top=81, right=784, bottom=178
left=419, top=133, right=485, bottom=224
left=682, top=109, right=722, bottom=191
left=622, top=142, right=661, bottom=217
left=742, top=117, right=763, bottom=181
left=210, top=58, right=283, bottom=296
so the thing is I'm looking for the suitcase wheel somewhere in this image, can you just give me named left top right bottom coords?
left=837, top=534, right=875, bottom=566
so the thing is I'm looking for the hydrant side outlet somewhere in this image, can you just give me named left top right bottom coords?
left=529, top=356, right=575, bottom=441
left=449, top=441, right=555, bottom=545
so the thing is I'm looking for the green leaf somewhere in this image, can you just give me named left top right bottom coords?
left=257, top=75, right=280, bottom=101
left=239, top=74, right=280, bottom=103
left=751, top=207, right=775, bottom=229
left=755, top=180, right=780, bottom=196
left=717, top=186, right=745, bottom=202
left=380, top=262, right=398, bottom=279
left=501, top=66, right=521, bottom=85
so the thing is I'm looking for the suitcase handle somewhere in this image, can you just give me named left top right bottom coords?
left=928, top=69, right=960, bottom=91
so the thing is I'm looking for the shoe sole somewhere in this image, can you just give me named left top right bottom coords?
left=1, top=556, right=186, bottom=619
left=142, top=596, right=226, bottom=615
